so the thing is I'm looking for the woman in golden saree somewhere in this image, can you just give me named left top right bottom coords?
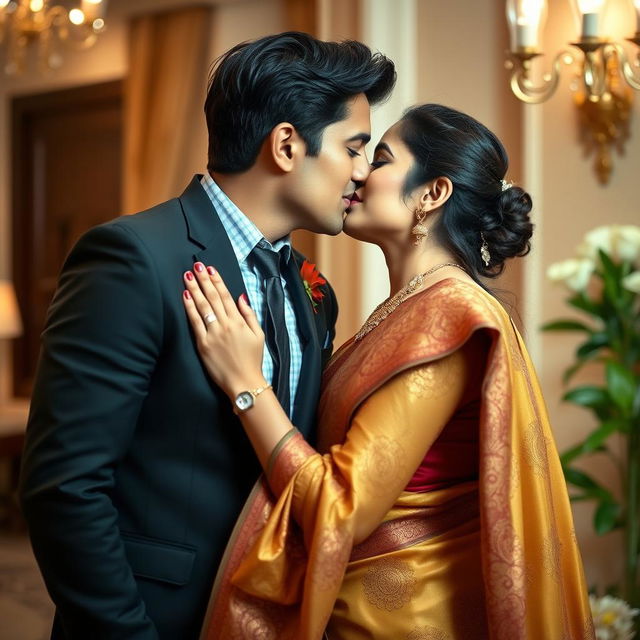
left=182, top=104, right=595, bottom=639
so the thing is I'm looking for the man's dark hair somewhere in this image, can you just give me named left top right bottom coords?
left=205, top=31, right=396, bottom=174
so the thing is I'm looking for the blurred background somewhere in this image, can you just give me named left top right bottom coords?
left=0, top=0, right=638, bottom=637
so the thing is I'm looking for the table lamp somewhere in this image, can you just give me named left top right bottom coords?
left=0, top=280, right=22, bottom=340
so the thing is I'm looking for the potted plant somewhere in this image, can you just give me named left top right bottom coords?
left=544, top=225, right=640, bottom=632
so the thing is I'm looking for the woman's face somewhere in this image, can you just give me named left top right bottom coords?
left=343, top=123, right=421, bottom=245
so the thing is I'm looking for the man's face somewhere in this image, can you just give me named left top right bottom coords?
left=285, top=93, right=372, bottom=236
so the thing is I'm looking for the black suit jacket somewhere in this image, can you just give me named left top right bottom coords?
left=19, top=176, right=338, bottom=640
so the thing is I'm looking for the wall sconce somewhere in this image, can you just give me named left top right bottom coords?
left=0, top=0, right=107, bottom=76
left=505, top=0, right=640, bottom=184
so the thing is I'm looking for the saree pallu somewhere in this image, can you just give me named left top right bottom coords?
left=200, top=278, right=595, bottom=640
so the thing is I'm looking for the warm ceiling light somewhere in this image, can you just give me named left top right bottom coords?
left=68, top=8, right=85, bottom=25
left=0, top=0, right=108, bottom=75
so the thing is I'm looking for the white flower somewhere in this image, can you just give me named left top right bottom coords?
left=590, top=594, right=640, bottom=640
left=578, top=225, right=640, bottom=264
left=622, top=271, right=640, bottom=294
left=617, top=226, right=640, bottom=263
left=579, top=226, right=616, bottom=259
left=547, top=258, right=595, bottom=292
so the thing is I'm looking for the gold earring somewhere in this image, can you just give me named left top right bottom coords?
left=412, top=208, right=429, bottom=246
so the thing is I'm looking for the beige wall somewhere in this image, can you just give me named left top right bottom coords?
left=417, top=0, right=524, bottom=314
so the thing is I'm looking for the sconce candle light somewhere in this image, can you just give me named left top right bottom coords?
left=0, top=0, right=107, bottom=75
left=505, top=0, right=640, bottom=184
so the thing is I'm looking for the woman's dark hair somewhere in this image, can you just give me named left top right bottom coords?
left=399, top=104, right=533, bottom=282
left=205, top=31, right=396, bottom=173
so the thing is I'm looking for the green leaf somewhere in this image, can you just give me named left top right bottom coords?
left=560, top=442, right=589, bottom=466
left=562, top=350, right=605, bottom=384
left=594, top=500, right=621, bottom=535
left=568, top=493, right=596, bottom=503
left=606, top=361, right=637, bottom=415
left=541, top=319, right=593, bottom=333
left=563, top=467, right=613, bottom=501
left=598, top=248, right=616, bottom=270
left=563, top=386, right=610, bottom=410
left=576, top=332, right=610, bottom=359
left=560, top=439, right=607, bottom=465
left=584, top=419, right=627, bottom=451
left=563, top=361, right=585, bottom=385
left=568, top=292, right=603, bottom=318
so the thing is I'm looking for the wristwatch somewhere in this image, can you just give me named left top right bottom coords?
left=233, top=384, right=273, bottom=414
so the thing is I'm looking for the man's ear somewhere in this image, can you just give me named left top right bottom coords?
left=419, top=176, right=453, bottom=211
left=268, top=122, right=306, bottom=173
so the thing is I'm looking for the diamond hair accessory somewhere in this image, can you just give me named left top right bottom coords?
left=501, top=178, right=513, bottom=192
left=480, top=233, right=491, bottom=267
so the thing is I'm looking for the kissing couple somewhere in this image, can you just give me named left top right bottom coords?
left=21, top=31, right=594, bottom=640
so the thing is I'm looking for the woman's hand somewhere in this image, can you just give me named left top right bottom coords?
left=182, top=262, right=266, bottom=397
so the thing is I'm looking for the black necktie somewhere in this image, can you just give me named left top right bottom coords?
left=251, top=242, right=291, bottom=412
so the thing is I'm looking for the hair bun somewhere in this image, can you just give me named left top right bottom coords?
left=480, top=186, right=533, bottom=276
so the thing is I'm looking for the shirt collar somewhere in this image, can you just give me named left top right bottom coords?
left=200, top=172, right=292, bottom=264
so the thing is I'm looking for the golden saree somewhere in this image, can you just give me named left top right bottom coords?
left=200, top=278, right=595, bottom=640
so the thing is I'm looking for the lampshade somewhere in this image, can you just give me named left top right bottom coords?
left=0, top=280, right=23, bottom=339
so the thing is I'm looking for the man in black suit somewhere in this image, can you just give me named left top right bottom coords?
left=19, top=32, right=395, bottom=639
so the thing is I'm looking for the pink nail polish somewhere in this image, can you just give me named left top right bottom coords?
left=207, top=266, right=216, bottom=276
left=184, top=290, right=191, bottom=300
left=194, top=262, right=204, bottom=273
left=185, top=271, right=194, bottom=281
left=240, top=293, right=250, bottom=306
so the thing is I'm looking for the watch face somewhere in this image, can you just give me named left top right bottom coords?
left=235, top=391, right=254, bottom=412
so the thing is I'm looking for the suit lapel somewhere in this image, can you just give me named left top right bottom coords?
left=179, top=176, right=248, bottom=303
left=179, top=176, right=323, bottom=437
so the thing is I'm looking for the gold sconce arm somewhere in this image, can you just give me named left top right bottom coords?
left=582, top=48, right=607, bottom=96
left=506, top=50, right=573, bottom=104
left=604, top=41, right=640, bottom=91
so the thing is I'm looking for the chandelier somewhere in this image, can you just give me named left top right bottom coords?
left=0, top=0, right=107, bottom=75
left=505, top=0, right=640, bottom=184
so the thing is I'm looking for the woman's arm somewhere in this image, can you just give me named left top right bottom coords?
left=182, top=265, right=475, bottom=544
left=271, top=351, right=471, bottom=544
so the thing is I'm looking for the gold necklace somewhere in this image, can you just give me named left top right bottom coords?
left=355, top=263, right=465, bottom=341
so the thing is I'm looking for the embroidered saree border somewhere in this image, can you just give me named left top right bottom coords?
left=349, top=488, right=479, bottom=562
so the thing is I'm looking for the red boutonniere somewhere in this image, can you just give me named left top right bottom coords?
left=300, top=260, right=326, bottom=313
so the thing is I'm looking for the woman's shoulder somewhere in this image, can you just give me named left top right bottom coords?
left=410, top=277, right=508, bottom=330
left=376, top=278, right=508, bottom=366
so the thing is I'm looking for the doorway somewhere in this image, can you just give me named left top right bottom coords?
left=11, top=80, right=123, bottom=398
